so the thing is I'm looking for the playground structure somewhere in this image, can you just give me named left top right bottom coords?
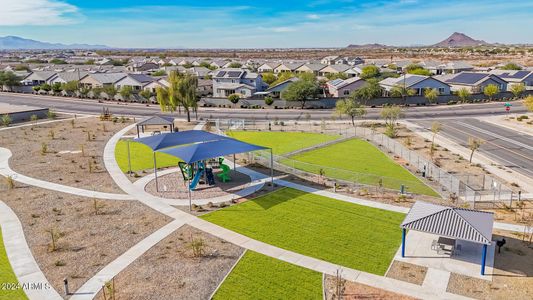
left=125, top=130, right=272, bottom=210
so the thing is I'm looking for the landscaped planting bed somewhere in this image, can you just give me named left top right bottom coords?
left=201, top=187, right=405, bottom=275
left=0, top=116, right=130, bottom=193
left=226, top=131, right=340, bottom=155
left=324, top=274, right=415, bottom=300
left=1, top=186, right=171, bottom=294
left=213, top=251, right=322, bottom=300
left=282, top=139, right=439, bottom=197
left=0, top=226, right=28, bottom=300
left=96, top=225, right=243, bottom=300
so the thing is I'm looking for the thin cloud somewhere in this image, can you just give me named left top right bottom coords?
left=0, top=0, right=82, bottom=26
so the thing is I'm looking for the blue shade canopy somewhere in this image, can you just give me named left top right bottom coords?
left=134, top=130, right=230, bottom=151
left=158, top=139, right=268, bottom=164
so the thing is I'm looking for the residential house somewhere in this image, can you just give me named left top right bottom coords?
left=21, top=71, right=57, bottom=86
left=321, top=55, right=339, bottom=65
left=114, top=74, right=155, bottom=91
left=318, top=64, right=353, bottom=77
left=488, top=70, right=533, bottom=90
left=295, top=63, right=326, bottom=75
left=257, top=62, right=281, bottom=73
left=380, top=74, right=451, bottom=96
left=326, top=77, right=367, bottom=98
left=212, top=68, right=266, bottom=98
left=436, top=72, right=507, bottom=93
left=419, top=61, right=444, bottom=75
left=273, top=63, right=303, bottom=74
left=262, top=77, right=299, bottom=98
left=79, top=73, right=127, bottom=89
left=441, top=61, right=474, bottom=74
left=48, top=71, right=88, bottom=85
left=185, top=67, right=212, bottom=79
left=143, top=78, right=169, bottom=93
left=126, top=62, right=159, bottom=72
left=210, top=60, right=227, bottom=69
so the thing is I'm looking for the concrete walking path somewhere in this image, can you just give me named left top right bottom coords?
left=0, top=201, right=62, bottom=300
left=0, top=148, right=135, bottom=201
left=69, top=219, right=186, bottom=300
left=97, top=125, right=472, bottom=300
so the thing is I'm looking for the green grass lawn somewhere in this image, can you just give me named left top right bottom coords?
left=226, top=131, right=340, bottom=155
left=201, top=188, right=404, bottom=275
left=0, top=227, right=28, bottom=300
left=282, top=139, right=439, bottom=197
left=213, top=251, right=322, bottom=300
left=115, top=140, right=181, bottom=172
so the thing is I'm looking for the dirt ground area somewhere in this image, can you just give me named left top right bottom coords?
left=0, top=185, right=171, bottom=295
left=386, top=261, right=428, bottom=286
left=94, top=224, right=243, bottom=300
left=324, top=274, right=416, bottom=300
left=0, top=116, right=131, bottom=193
left=446, top=229, right=533, bottom=299
left=144, top=170, right=251, bottom=200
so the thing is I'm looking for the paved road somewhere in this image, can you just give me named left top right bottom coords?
left=413, top=118, right=533, bottom=178
left=0, top=92, right=526, bottom=121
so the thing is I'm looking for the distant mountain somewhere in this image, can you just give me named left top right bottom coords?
left=432, top=32, right=489, bottom=47
left=346, top=43, right=391, bottom=49
left=0, top=36, right=109, bottom=50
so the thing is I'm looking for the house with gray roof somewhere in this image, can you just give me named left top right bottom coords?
left=295, top=63, right=326, bottom=75
left=442, top=61, right=474, bottom=74
left=48, top=71, right=88, bottom=85
left=488, top=70, right=533, bottom=90
left=21, top=71, right=57, bottom=86
left=326, top=77, right=367, bottom=97
left=212, top=68, right=266, bottom=98
left=274, top=62, right=304, bottom=74
left=380, top=74, right=451, bottom=96
left=436, top=72, right=507, bottom=93
left=115, top=74, right=155, bottom=91
left=262, top=77, right=299, bottom=98
left=79, top=73, right=127, bottom=88
left=185, top=67, right=212, bottom=79
left=318, top=64, right=356, bottom=77
left=257, top=62, right=281, bottom=73
left=321, top=55, right=339, bottom=65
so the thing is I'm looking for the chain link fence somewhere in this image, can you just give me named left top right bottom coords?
left=216, top=119, right=517, bottom=207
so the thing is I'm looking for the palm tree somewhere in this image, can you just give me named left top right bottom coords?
left=156, top=71, right=198, bottom=122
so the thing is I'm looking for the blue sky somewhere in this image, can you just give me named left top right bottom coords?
left=1, top=0, right=532, bottom=48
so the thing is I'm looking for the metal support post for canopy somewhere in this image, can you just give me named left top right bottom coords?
left=270, top=148, right=274, bottom=189
left=153, top=152, right=159, bottom=192
left=127, top=140, right=132, bottom=175
left=233, top=154, right=236, bottom=175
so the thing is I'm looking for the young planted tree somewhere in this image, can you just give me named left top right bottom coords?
left=119, top=85, right=133, bottom=101
left=61, top=80, right=78, bottom=96
left=430, top=121, right=441, bottom=160
left=468, top=137, right=484, bottom=163
left=390, top=84, right=416, bottom=98
left=483, top=84, right=499, bottom=101
left=525, top=95, right=533, bottom=112
left=424, top=88, right=438, bottom=104
left=380, top=105, right=403, bottom=138
left=335, top=98, right=366, bottom=126
left=457, top=88, right=471, bottom=103
left=92, top=87, right=103, bottom=99
left=281, top=79, right=320, bottom=109
left=51, top=82, right=63, bottom=95
left=228, top=93, right=241, bottom=108
left=139, top=89, right=152, bottom=102
left=350, top=78, right=382, bottom=105
left=261, top=72, right=277, bottom=86
left=103, top=85, right=118, bottom=100
left=40, top=83, right=52, bottom=92
left=79, top=86, right=91, bottom=98
left=509, top=83, right=525, bottom=99
left=360, top=65, right=380, bottom=79
left=2, top=114, right=11, bottom=127
left=0, top=71, right=21, bottom=91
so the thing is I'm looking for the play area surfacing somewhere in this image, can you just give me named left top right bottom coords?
left=145, top=170, right=251, bottom=200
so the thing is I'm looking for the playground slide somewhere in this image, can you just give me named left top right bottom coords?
left=189, top=168, right=205, bottom=190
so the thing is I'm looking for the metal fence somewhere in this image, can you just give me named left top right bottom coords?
left=217, top=119, right=517, bottom=206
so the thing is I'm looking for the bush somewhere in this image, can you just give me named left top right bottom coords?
left=47, top=110, right=57, bottom=119
left=1, top=114, right=11, bottom=127
left=264, top=96, right=274, bottom=106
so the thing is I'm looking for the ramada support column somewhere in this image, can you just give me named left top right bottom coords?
left=153, top=151, right=159, bottom=192
left=270, top=148, right=274, bottom=190
left=481, top=244, right=487, bottom=275
left=401, top=228, right=406, bottom=258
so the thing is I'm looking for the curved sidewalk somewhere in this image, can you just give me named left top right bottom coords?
left=0, top=147, right=135, bottom=201
left=98, top=124, right=472, bottom=300
left=0, top=201, right=62, bottom=300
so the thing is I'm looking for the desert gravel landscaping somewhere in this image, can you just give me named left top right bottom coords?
left=385, top=261, right=428, bottom=285
left=96, top=225, right=243, bottom=300
left=324, top=274, right=416, bottom=300
left=0, top=116, right=131, bottom=193
left=0, top=185, right=171, bottom=296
